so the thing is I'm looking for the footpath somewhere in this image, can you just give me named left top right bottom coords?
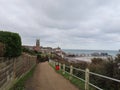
left=25, top=62, right=79, bottom=90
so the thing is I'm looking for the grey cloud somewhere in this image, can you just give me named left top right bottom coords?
left=0, top=0, right=120, bottom=49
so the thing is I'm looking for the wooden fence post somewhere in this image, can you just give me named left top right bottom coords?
left=69, top=65, right=73, bottom=80
left=63, top=64, right=65, bottom=74
left=54, top=61, right=56, bottom=67
left=51, top=60, right=53, bottom=66
left=50, top=59, right=52, bottom=64
left=59, top=63, right=61, bottom=70
left=13, top=58, right=16, bottom=79
left=48, top=58, right=50, bottom=63
left=85, top=68, right=89, bottom=90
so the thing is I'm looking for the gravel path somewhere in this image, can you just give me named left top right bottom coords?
left=25, top=62, right=79, bottom=90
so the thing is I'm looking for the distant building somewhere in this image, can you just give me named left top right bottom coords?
left=40, top=47, right=53, bottom=54
left=33, top=39, right=40, bottom=52
left=91, top=52, right=100, bottom=56
left=91, top=52, right=109, bottom=56
left=53, top=47, right=65, bottom=58
left=54, top=47, right=61, bottom=52
left=36, top=39, right=40, bottom=47
left=22, top=40, right=66, bottom=57
left=23, top=39, right=41, bottom=52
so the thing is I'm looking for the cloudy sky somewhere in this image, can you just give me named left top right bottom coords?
left=0, top=0, right=120, bottom=50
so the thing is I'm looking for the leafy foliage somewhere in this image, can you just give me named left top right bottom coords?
left=0, top=31, right=22, bottom=58
left=22, top=47, right=37, bottom=55
left=59, top=55, right=120, bottom=90
left=91, top=58, right=103, bottom=64
left=37, top=54, right=49, bottom=62
left=0, top=42, right=5, bottom=56
left=89, top=55, right=120, bottom=90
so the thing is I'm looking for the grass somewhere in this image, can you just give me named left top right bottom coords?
left=9, top=65, right=36, bottom=90
left=56, top=69, right=86, bottom=90
left=49, top=63, right=96, bottom=90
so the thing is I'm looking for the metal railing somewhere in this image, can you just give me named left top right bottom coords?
left=49, top=59, right=120, bottom=90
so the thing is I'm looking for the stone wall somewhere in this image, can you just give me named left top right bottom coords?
left=0, top=53, right=36, bottom=90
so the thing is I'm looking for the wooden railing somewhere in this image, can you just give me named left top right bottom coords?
left=0, top=54, right=36, bottom=90
left=49, top=59, right=120, bottom=90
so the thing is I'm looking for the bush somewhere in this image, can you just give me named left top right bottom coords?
left=89, top=57, right=120, bottom=90
left=0, top=31, right=22, bottom=58
left=37, top=54, right=49, bottom=62
left=91, top=58, right=103, bottom=64
left=0, top=42, right=5, bottom=57
left=22, top=47, right=36, bottom=55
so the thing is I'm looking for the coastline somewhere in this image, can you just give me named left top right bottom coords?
left=63, top=49, right=118, bottom=56
left=62, top=49, right=118, bottom=63
left=65, top=56, right=110, bottom=63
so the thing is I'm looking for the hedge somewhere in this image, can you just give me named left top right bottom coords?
left=0, top=31, right=22, bottom=58
left=0, top=42, right=5, bottom=57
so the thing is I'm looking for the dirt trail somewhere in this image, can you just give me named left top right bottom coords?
left=25, top=62, right=79, bottom=90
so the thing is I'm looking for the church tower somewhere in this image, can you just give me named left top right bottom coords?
left=36, top=39, right=40, bottom=47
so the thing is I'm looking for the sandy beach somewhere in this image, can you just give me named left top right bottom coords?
left=65, top=56, right=110, bottom=63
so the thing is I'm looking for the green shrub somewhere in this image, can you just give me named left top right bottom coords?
left=89, top=56, right=120, bottom=90
left=22, top=47, right=36, bottom=55
left=0, top=31, right=22, bottom=58
left=0, top=42, right=5, bottom=57
left=37, top=54, right=49, bottom=62
left=91, top=58, right=104, bottom=64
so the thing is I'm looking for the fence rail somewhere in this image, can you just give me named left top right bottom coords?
left=0, top=54, right=36, bottom=90
left=49, top=59, right=120, bottom=90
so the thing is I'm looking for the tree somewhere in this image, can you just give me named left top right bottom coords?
left=0, top=42, right=5, bottom=57
left=0, top=31, right=22, bottom=58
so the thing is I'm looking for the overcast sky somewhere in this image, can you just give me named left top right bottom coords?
left=0, top=0, right=120, bottom=50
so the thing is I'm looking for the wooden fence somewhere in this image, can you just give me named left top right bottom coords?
left=0, top=53, right=36, bottom=90
left=49, top=59, right=120, bottom=90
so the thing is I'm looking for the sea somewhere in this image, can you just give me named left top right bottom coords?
left=63, top=49, right=119, bottom=57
